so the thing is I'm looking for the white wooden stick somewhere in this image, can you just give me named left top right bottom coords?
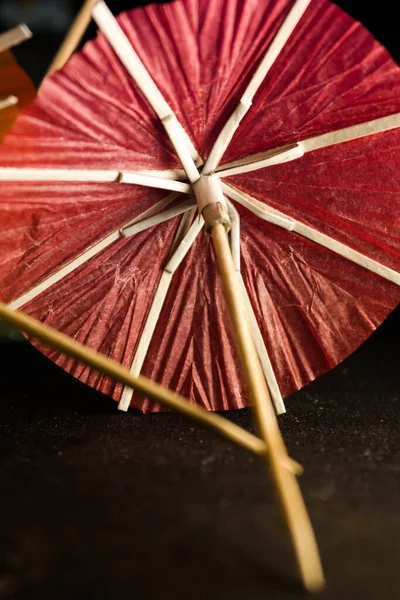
left=92, top=1, right=201, bottom=174
left=161, top=114, right=200, bottom=183
left=223, top=183, right=400, bottom=287
left=0, top=167, right=192, bottom=194
left=227, top=200, right=285, bottom=414
left=217, top=144, right=303, bottom=177
left=120, top=192, right=180, bottom=232
left=299, top=112, right=400, bottom=153
left=120, top=172, right=191, bottom=194
left=119, top=214, right=204, bottom=411
left=226, top=200, right=241, bottom=271
left=0, top=96, right=18, bottom=111
left=0, top=167, right=120, bottom=183
left=121, top=198, right=196, bottom=237
left=221, top=182, right=295, bottom=231
left=118, top=271, right=172, bottom=411
left=164, top=213, right=203, bottom=273
left=0, top=24, right=32, bottom=54
left=216, top=113, right=400, bottom=178
left=9, top=193, right=181, bottom=310
left=139, top=168, right=188, bottom=181
left=238, top=273, right=286, bottom=414
left=203, top=0, right=311, bottom=174
left=9, top=230, right=121, bottom=310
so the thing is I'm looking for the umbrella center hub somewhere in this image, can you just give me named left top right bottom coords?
left=192, top=175, right=231, bottom=232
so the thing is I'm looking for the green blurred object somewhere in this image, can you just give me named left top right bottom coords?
left=0, top=320, right=25, bottom=342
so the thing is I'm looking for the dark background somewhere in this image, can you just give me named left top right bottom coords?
left=0, top=1, right=399, bottom=599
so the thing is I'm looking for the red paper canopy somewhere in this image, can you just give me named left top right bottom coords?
left=0, top=0, right=399, bottom=412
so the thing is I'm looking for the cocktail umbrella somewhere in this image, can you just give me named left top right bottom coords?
left=0, top=24, right=34, bottom=140
left=1, top=0, right=399, bottom=589
left=0, top=0, right=398, bottom=414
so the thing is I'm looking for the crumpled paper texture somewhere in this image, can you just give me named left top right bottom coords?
left=0, top=0, right=399, bottom=412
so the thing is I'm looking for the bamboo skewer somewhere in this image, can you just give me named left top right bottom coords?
left=0, top=302, right=302, bottom=475
left=208, top=221, right=325, bottom=593
left=44, top=0, right=99, bottom=78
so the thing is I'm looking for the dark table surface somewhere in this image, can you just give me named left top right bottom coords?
left=1, top=1, right=399, bottom=598
left=0, top=310, right=399, bottom=600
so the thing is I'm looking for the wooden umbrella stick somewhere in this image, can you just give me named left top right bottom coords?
left=0, top=24, right=32, bottom=54
left=0, top=302, right=302, bottom=474
left=44, top=0, right=98, bottom=79
left=208, top=218, right=325, bottom=593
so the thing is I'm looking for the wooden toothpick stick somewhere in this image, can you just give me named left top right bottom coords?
left=0, top=302, right=302, bottom=475
left=0, top=24, right=32, bottom=54
left=207, top=218, right=325, bottom=593
left=44, top=0, right=99, bottom=79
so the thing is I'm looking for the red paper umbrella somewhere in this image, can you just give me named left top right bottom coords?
left=0, top=25, right=35, bottom=140
left=0, top=0, right=399, bottom=417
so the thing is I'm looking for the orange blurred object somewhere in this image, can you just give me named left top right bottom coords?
left=0, top=49, right=35, bottom=140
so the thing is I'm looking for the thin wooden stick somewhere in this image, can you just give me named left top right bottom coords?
left=0, top=96, right=18, bottom=111
left=222, top=182, right=400, bottom=287
left=203, top=0, right=311, bottom=174
left=0, top=167, right=191, bottom=194
left=119, top=214, right=204, bottom=411
left=44, top=0, right=98, bottom=78
left=0, top=24, right=32, bottom=54
left=209, top=222, right=325, bottom=593
left=92, top=1, right=201, bottom=168
left=9, top=193, right=180, bottom=311
left=226, top=200, right=286, bottom=415
left=0, top=302, right=302, bottom=475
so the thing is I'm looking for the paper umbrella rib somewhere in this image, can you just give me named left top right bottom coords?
left=203, top=0, right=312, bottom=174
left=222, top=182, right=400, bottom=287
left=8, top=192, right=184, bottom=310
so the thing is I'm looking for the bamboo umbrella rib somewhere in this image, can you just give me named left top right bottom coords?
left=0, top=167, right=192, bottom=194
left=8, top=193, right=183, bottom=310
left=0, top=301, right=303, bottom=474
left=167, top=206, right=197, bottom=260
left=238, top=273, right=286, bottom=414
left=217, top=144, right=303, bottom=177
left=0, top=24, right=32, bottom=54
left=92, top=1, right=200, bottom=170
left=117, top=191, right=180, bottom=230
left=300, top=112, right=400, bottom=153
left=227, top=200, right=286, bottom=414
left=0, top=167, right=120, bottom=182
left=0, top=96, right=18, bottom=111
left=222, top=182, right=400, bottom=287
left=119, top=214, right=204, bottom=411
left=137, top=168, right=188, bottom=181
left=120, top=172, right=191, bottom=194
left=222, top=182, right=296, bottom=231
left=226, top=201, right=241, bottom=271
left=9, top=231, right=121, bottom=311
left=217, top=112, right=400, bottom=177
left=121, top=198, right=196, bottom=237
left=203, top=0, right=312, bottom=174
